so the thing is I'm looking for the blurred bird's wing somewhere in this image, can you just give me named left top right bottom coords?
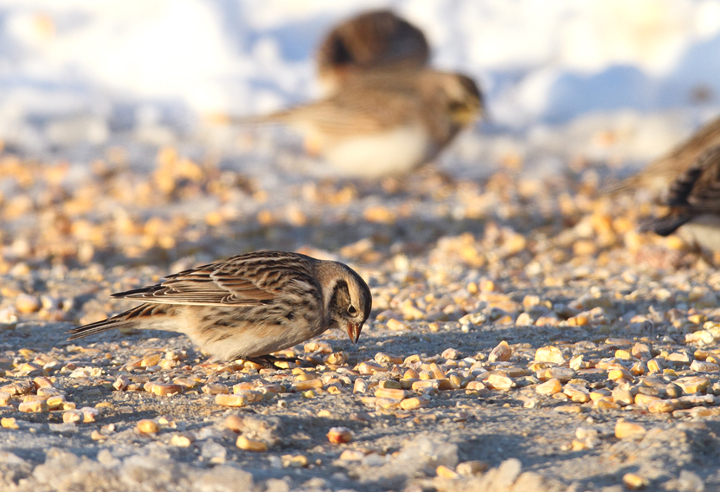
left=670, top=145, right=720, bottom=211
left=263, top=87, right=420, bottom=136
left=604, top=115, right=720, bottom=197
left=643, top=145, right=720, bottom=236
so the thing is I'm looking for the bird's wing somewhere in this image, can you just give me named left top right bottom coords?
left=113, top=252, right=318, bottom=307
left=602, top=115, right=720, bottom=197
left=268, top=75, right=421, bottom=136
left=670, top=145, right=720, bottom=211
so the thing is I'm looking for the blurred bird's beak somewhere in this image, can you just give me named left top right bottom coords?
left=347, top=323, right=362, bottom=344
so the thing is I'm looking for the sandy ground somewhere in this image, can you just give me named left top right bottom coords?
left=0, top=140, right=717, bottom=492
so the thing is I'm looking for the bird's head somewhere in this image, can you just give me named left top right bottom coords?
left=320, top=262, right=372, bottom=344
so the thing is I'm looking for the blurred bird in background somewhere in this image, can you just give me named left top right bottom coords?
left=253, top=68, right=482, bottom=178
left=315, top=9, right=430, bottom=96
left=225, top=9, right=483, bottom=178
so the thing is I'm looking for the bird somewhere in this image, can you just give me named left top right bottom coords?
left=316, top=9, right=430, bottom=96
left=643, top=145, right=720, bottom=251
left=249, top=68, right=483, bottom=178
left=67, top=251, right=372, bottom=363
left=610, top=115, right=720, bottom=197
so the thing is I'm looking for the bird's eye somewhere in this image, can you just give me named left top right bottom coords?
left=347, top=305, right=357, bottom=316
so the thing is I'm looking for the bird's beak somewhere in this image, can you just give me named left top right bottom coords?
left=346, top=323, right=362, bottom=344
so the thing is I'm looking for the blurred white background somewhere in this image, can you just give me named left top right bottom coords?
left=1, top=0, right=720, bottom=169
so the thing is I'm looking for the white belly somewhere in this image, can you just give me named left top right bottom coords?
left=180, top=308, right=329, bottom=361
left=678, top=215, right=720, bottom=252
left=322, top=123, right=430, bottom=178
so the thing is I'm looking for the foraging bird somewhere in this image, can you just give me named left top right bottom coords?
left=251, top=68, right=483, bottom=177
left=68, top=251, right=372, bottom=362
left=643, top=145, right=720, bottom=251
left=316, top=9, right=430, bottom=95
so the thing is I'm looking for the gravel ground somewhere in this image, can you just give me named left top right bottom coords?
left=0, top=141, right=718, bottom=492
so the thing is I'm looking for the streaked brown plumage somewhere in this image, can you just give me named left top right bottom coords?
left=317, top=9, right=429, bottom=95
left=68, top=251, right=372, bottom=361
left=612, top=115, right=720, bottom=197
left=644, top=145, right=720, bottom=248
left=253, top=69, right=483, bottom=177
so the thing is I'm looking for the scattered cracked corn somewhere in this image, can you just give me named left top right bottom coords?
left=63, top=411, right=83, bottom=424
left=216, top=392, right=261, bottom=407
left=375, top=352, right=403, bottom=364
left=486, top=374, right=514, bottom=390
left=647, top=400, right=675, bottom=413
left=140, top=353, right=162, bottom=367
left=378, top=380, right=402, bottom=389
left=339, top=450, right=365, bottom=461
left=634, top=394, right=660, bottom=406
left=488, top=340, right=512, bottom=362
left=536, top=378, right=562, bottom=395
left=536, top=367, right=575, bottom=382
left=0, top=392, right=12, bottom=406
left=400, top=396, right=429, bottom=410
left=170, top=434, right=192, bottom=447
left=282, top=455, right=308, bottom=468
left=386, top=319, right=408, bottom=331
left=293, top=379, right=323, bottom=391
left=327, top=427, right=352, bottom=444
left=534, top=346, right=565, bottom=364
left=612, top=387, right=635, bottom=406
left=436, top=465, right=459, bottom=479
left=80, top=407, right=99, bottom=422
left=149, top=383, right=182, bottom=396
left=563, top=385, right=590, bottom=403
left=615, top=419, right=646, bottom=439
left=623, top=473, right=649, bottom=490
left=647, top=359, right=662, bottom=373
left=236, top=436, right=267, bottom=452
left=374, top=388, right=407, bottom=400
left=325, top=352, right=348, bottom=365
left=201, top=383, right=228, bottom=395
left=16, top=294, right=41, bottom=313
left=690, top=360, right=719, bottom=372
left=608, top=367, right=633, bottom=381
left=137, top=419, right=159, bottom=434
left=675, top=376, right=710, bottom=394
left=90, top=430, right=107, bottom=441
left=19, top=400, right=48, bottom=413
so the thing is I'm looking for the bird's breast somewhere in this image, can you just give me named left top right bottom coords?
left=322, top=122, right=430, bottom=177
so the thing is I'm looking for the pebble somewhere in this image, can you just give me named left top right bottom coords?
left=236, top=436, right=268, bottom=452
left=536, top=378, right=562, bottom=395
left=15, top=294, right=41, bottom=314
left=327, top=427, right=352, bottom=444
left=170, top=434, right=193, bottom=447
left=623, top=473, right=649, bottom=490
left=615, top=419, right=646, bottom=439
left=488, top=340, right=512, bottom=362
left=216, top=392, right=261, bottom=407
left=137, top=420, right=159, bottom=434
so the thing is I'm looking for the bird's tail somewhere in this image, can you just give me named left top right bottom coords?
left=67, top=303, right=173, bottom=341
left=201, top=109, right=295, bottom=127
